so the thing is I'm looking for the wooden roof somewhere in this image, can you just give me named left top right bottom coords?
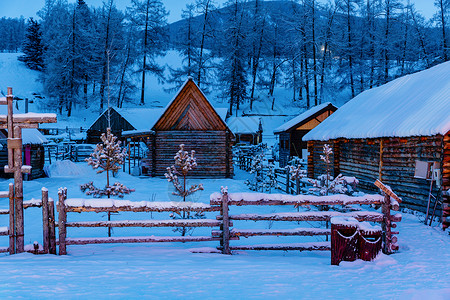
left=274, top=102, right=337, bottom=134
left=153, top=79, right=230, bottom=132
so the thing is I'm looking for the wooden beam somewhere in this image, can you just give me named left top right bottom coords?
left=374, top=179, right=402, bottom=203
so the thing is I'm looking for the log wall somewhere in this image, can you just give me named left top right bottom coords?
left=147, top=130, right=234, bottom=178
left=442, top=133, right=450, bottom=229
left=308, top=135, right=446, bottom=214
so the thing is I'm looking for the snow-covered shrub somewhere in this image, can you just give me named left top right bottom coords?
left=245, top=147, right=279, bottom=192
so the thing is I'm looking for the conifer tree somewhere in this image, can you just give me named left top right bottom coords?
left=165, top=144, right=204, bottom=236
left=20, top=18, right=44, bottom=71
left=81, top=128, right=134, bottom=198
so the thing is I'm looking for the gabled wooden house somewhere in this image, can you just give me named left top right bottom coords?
left=226, top=116, right=263, bottom=145
left=146, top=78, right=234, bottom=178
left=303, top=62, right=450, bottom=229
left=86, top=107, right=164, bottom=144
left=274, top=102, right=337, bottom=167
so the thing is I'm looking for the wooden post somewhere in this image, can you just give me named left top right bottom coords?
left=13, top=126, right=24, bottom=253
left=58, top=188, right=67, bottom=255
left=285, top=168, right=290, bottom=194
left=296, top=178, right=300, bottom=195
left=221, top=190, right=231, bottom=255
left=41, top=188, right=49, bottom=254
left=8, top=183, right=14, bottom=255
left=378, top=138, right=384, bottom=181
left=381, top=193, right=392, bottom=254
left=48, top=199, right=56, bottom=255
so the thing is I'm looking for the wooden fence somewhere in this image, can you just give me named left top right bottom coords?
left=0, top=186, right=54, bottom=254
left=55, top=188, right=229, bottom=255
left=211, top=180, right=401, bottom=255
left=52, top=180, right=401, bottom=258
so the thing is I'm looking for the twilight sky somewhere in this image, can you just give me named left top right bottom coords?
left=0, top=0, right=439, bottom=23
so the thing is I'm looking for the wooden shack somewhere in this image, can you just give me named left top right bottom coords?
left=146, top=78, right=234, bottom=178
left=274, top=102, right=337, bottom=167
left=0, top=128, right=48, bottom=179
left=303, top=62, right=450, bottom=229
left=86, top=107, right=164, bottom=144
left=226, top=116, right=263, bottom=145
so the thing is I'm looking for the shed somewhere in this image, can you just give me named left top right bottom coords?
left=226, top=116, right=263, bottom=145
left=86, top=107, right=164, bottom=144
left=303, top=62, right=450, bottom=228
left=146, top=78, right=234, bottom=178
left=274, top=102, right=337, bottom=167
left=0, top=128, right=48, bottom=179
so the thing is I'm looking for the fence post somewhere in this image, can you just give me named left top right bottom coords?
left=48, top=199, right=56, bottom=255
left=58, top=188, right=67, bottom=255
left=221, top=189, right=231, bottom=255
left=8, top=183, right=14, bottom=255
left=381, top=193, right=392, bottom=254
left=42, top=188, right=49, bottom=254
left=296, top=178, right=300, bottom=195
left=285, top=168, right=290, bottom=194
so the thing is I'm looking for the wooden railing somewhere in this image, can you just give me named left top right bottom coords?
left=56, top=188, right=228, bottom=255
left=211, top=180, right=402, bottom=255
left=49, top=181, right=401, bottom=261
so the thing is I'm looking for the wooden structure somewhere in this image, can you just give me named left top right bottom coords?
left=226, top=116, right=263, bottom=145
left=303, top=62, right=450, bottom=227
left=211, top=181, right=400, bottom=255
left=54, top=183, right=400, bottom=259
left=274, top=103, right=337, bottom=167
left=0, top=129, right=48, bottom=179
left=0, top=87, right=56, bottom=253
left=145, top=79, right=234, bottom=178
left=86, top=107, right=164, bottom=144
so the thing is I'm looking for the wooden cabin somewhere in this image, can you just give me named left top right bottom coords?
left=86, top=107, right=165, bottom=144
left=303, top=62, right=450, bottom=229
left=144, top=79, right=234, bottom=178
left=226, top=116, right=263, bottom=145
left=274, top=102, right=337, bottom=167
left=0, top=129, right=48, bottom=179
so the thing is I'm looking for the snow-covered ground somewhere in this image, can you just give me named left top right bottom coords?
left=0, top=162, right=449, bottom=299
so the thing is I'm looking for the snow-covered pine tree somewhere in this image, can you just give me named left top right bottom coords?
left=81, top=128, right=134, bottom=198
left=20, top=18, right=44, bottom=71
left=165, top=144, right=204, bottom=236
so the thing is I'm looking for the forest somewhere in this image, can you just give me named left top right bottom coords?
left=0, top=0, right=448, bottom=116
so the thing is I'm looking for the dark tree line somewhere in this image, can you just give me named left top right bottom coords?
left=15, top=0, right=450, bottom=116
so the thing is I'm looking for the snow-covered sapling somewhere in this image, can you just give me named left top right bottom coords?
left=81, top=128, right=135, bottom=198
left=165, top=144, right=204, bottom=236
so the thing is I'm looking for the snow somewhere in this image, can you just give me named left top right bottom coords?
left=304, top=62, right=450, bottom=141
left=0, top=162, right=448, bottom=298
left=227, top=116, right=261, bottom=134
left=274, top=102, right=335, bottom=133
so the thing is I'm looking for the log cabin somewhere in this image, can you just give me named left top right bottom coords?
left=86, top=107, right=164, bottom=144
left=144, top=79, right=234, bottom=178
left=303, top=62, right=450, bottom=229
left=226, top=116, right=263, bottom=145
left=274, top=102, right=337, bottom=167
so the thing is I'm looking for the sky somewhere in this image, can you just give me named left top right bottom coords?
left=0, top=0, right=439, bottom=23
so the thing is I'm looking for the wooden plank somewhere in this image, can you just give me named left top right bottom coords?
left=212, top=228, right=331, bottom=237
left=224, top=211, right=386, bottom=222
left=210, top=193, right=384, bottom=207
left=228, top=242, right=331, bottom=251
left=0, top=209, right=9, bottom=215
left=0, top=227, right=9, bottom=236
left=0, top=113, right=57, bottom=124
left=63, top=235, right=221, bottom=245
left=66, top=219, right=226, bottom=228
left=374, top=179, right=402, bottom=203
left=0, top=247, right=9, bottom=253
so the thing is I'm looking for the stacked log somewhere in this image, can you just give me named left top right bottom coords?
left=442, top=133, right=450, bottom=229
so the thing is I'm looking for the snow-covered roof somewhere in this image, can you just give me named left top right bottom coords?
left=227, top=116, right=261, bottom=134
left=304, top=62, right=450, bottom=141
left=274, top=102, right=336, bottom=134
left=117, top=108, right=165, bottom=131
left=21, top=129, right=48, bottom=144
left=0, top=105, right=49, bottom=144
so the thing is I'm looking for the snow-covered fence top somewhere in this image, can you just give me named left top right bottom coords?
left=62, top=198, right=220, bottom=213
left=210, top=192, right=389, bottom=208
